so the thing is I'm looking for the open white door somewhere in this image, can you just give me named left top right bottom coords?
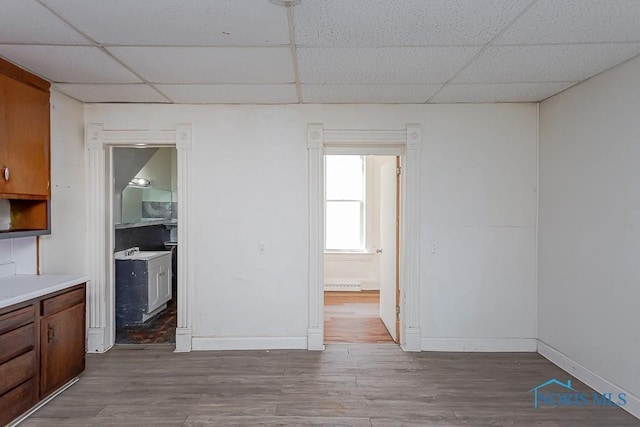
left=379, top=158, right=398, bottom=341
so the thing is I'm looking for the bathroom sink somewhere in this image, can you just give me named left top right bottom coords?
left=125, top=251, right=166, bottom=260
left=114, top=248, right=171, bottom=261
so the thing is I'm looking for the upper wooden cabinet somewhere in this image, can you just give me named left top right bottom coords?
left=0, top=58, right=51, bottom=200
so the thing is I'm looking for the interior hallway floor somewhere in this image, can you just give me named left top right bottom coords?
left=20, top=344, right=638, bottom=426
left=324, top=291, right=394, bottom=344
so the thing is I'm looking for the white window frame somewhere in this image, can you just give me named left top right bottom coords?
left=324, top=155, right=366, bottom=253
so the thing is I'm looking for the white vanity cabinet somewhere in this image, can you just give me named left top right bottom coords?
left=115, top=248, right=172, bottom=325
left=144, top=254, right=172, bottom=321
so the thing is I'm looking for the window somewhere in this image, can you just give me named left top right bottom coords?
left=325, top=155, right=365, bottom=251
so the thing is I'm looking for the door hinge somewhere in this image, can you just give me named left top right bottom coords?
left=396, top=166, right=402, bottom=176
left=396, top=305, right=400, bottom=316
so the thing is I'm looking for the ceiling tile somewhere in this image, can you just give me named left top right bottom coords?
left=0, top=0, right=89, bottom=44
left=294, top=0, right=531, bottom=47
left=301, top=84, right=439, bottom=103
left=453, top=44, right=640, bottom=83
left=429, top=82, right=576, bottom=103
left=0, top=45, right=141, bottom=83
left=297, top=47, right=480, bottom=84
left=156, top=84, right=298, bottom=104
left=108, top=47, right=294, bottom=84
left=54, top=84, right=168, bottom=103
left=41, top=0, right=290, bottom=46
left=496, top=0, right=640, bottom=45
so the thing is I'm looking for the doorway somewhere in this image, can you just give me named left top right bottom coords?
left=323, top=155, right=400, bottom=344
left=111, top=146, right=178, bottom=344
left=306, top=124, right=422, bottom=352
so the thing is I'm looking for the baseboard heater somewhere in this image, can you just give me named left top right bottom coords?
left=324, top=283, right=361, bottom=291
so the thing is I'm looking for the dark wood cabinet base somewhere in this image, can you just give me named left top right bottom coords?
left=0, top=283, right=85, bottom=425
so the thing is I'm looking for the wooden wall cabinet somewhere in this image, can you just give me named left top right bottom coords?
left=0, top=284, right=85, bottom=425
left=0, top=57, right=51, bottom=239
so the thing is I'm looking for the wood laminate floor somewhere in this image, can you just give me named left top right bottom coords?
left=324, top=291, right=394, bottom=344
left=22, top=344, right=638, bottom=426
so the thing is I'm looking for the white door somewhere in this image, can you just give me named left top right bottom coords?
left=379, top=159, right=398, bottom=341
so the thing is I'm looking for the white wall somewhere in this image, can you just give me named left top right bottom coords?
left=421, top=105, right=538, bottom=350
left=85, top=103, right=537, bottom=347
left=539, top=55, right=640, bottom=401
left=0, top=237, right=37, bottom=276
left=324, top=253, right=379, bottom=290
left=38, top=90, right=87, bottom=275
left=138, top=147, right=174, bottom=192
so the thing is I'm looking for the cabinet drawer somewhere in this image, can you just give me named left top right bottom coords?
left=0, top=305, right=35, bottom=335
left=0, top=349, right=36, bottom=396
left=41, top=287, right=85, bottom=317
left=0, top=323, right=35, bottom=365
left=0, top=377, right=36, bottom=427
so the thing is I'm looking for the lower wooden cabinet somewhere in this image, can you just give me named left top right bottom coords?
left=40, top=289, right=86, bottom=398
left=0, top=283, right=85, bottom=425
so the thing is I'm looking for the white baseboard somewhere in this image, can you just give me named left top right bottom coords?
left=537, top=340, right=640, bottom=419
left=421, top=337, right=537, bottom=352
left=86, top=327, right=106, bottom=353
left=307, top=327, right=324, bottom=351
left=174, top=327, right=192, bottom=352
left=191, top=336, right=307, bottom=351
left=323, top=284, right=361, bottom=291
left=403, top=327, right=422, bottom=352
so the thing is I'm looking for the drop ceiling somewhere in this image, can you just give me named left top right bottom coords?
left=1, top=0, right=639, bottom=104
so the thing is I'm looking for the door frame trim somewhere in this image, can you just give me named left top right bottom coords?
left=307, top=124, right=422, bottom=351
left=85, top=124, right=193, bottom=353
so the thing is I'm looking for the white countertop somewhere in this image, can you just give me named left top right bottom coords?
left=0, top=274, right=90, bottom=310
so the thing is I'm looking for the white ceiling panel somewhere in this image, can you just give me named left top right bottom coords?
left=0, top=0, right=89, bottom=44
left=301, top=84, right=440, bottom=103
left=298, top=47, right=481, bottom=84
left=294, top=0, right=531, bottom=47
left=430, top=82, right=576, bottom=103
left=496, top=0, right=640, bottom=45
left=41, top=0, right=290, bottom=46
left=156, top=84, right=298, bottom=104
left=454, top=44, right=640, bottom=83
left=1, top=1, right=639, bottom=104
left=108, top=47, right=295, bottom=84
left=55, top=84, right=168, bottom=103
left=0, top=45, right=141, bottom=83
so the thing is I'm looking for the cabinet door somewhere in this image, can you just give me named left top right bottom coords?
left=147, top=265, right=162, bottom=313
left=158, top=263, right=172, bottom=305
left=40, top=303, right=85, bottom=398
left=0, top=74, right=50, bottom=198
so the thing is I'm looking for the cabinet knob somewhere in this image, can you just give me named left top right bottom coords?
left=2, top=166, right=8, bottom=181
